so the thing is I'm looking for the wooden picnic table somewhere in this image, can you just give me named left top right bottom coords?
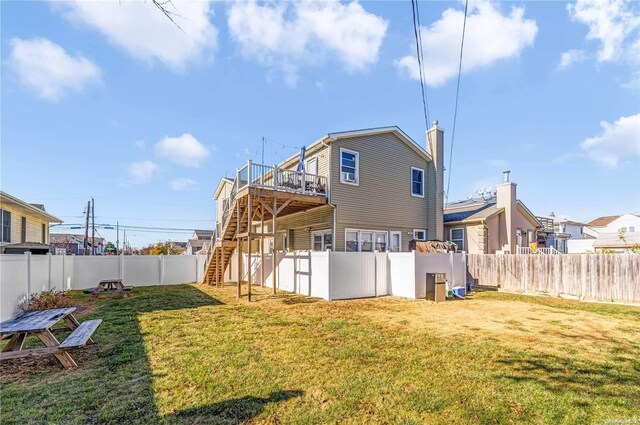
left=0, top=307, right=102, bottom=369
left=84, top=278, right=132, bottom=298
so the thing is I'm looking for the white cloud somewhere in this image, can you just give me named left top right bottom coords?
left=7, top=37, right=101, bottom=101
left=134, top=140, right=146, bottom=150
left=227, top=1, right=387, bottom=87
left=128, top=160, right=158, bottom=183
left=558, top=49, right=589, bottom=70
left=394, top=2, right=537, bottom=87
left=169, top=178, right=198, bottom=192
left=581, top=113, right=640, bottom=168
left=568, top=0, right=640, bottom=63
left=155, top=133, right=210, bottom=167
left=59, top=1, right=217, bottom=71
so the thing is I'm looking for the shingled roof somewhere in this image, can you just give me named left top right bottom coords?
left=587, top=215, right=620, bottom=227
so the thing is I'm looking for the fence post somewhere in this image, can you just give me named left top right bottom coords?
left=62, top=253, right=65, bottom=291
left=374, top=250, right=378, bottom=297
left=159, top=255, right=165, bottom=285
left=25, top=252, right=32, bottom=301
left=120, top=253, right=124, bottom=280
left=326, top=249, right=332, bottom=301
left=48, top=252, right=52, bottom=291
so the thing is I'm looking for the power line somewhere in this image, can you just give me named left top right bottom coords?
left=445, top=0, right=469, bottom=204
left=411, top=0, right=430, bottom=129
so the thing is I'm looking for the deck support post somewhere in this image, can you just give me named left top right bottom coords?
left=236, top=200, right=242, bottom=299
left=272, top=198, right=277, bottom=295
left=247, top=194, right=252, bottom=302
left=260, top=203, right=265, bottom=287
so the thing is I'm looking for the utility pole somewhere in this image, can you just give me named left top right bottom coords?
left=83, top=201, right=90, bottom=255
left=91, top=197, right=95, bottom=255
left=116, top=221, right=119, bottom=254
left=123, top=230, right=127, bottom=255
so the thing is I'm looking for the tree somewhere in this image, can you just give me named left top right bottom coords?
left=140, top=241, right=185, bottom=255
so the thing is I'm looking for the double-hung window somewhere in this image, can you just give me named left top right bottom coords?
left=306, top=157, right=318, bottom=176
left=411, top=167, right=424, bottom=197
left=345, top=229, right=387, bottom=252
left=21, top=217, right=26, bottom=243
left=340, top=148, right=359, bottom=185
left=450, top=228, right=465, bottom=251
left=311, top=230, right=333, bottom=251
left=1, top=210, right=11, bottom=243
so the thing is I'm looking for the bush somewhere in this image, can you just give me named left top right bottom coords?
left=18, top=290, right=73, bottom=313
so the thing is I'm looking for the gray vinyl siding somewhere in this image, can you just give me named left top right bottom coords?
left=259, top=205, right=333, bottom=251
left=330, top=133, right=433, bottom=251
left=282, top=144, right=330, bottom=178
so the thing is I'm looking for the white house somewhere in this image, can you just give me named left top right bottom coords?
left=568, top=213, right=640, bottom=253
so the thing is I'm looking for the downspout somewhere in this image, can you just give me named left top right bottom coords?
left=323, top=139, right=338, bottom=251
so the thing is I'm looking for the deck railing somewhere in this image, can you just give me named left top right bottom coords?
left=217, top=160, right=328, bottom=240
left=516, top=246, right=560, bottom=255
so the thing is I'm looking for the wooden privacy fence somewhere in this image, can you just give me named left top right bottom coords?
left=467, top=254, right=640, bottom=303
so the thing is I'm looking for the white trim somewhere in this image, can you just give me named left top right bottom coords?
left=413, top=229, right=427, bottom=241
left=389, top=231, right=402, bottom=252
left=339, top=148, right=359, bottom=186
left=410, top=166, right=425, bottom=198
left=449, top=227, right=465, bottom=251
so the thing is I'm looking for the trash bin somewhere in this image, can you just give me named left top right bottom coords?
left=434, top=273, right=446, bottom=303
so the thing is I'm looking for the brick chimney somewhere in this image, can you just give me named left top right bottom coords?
left=496, top=170, right=517, bottom=253
left=427, top=120, right=444, bottom=241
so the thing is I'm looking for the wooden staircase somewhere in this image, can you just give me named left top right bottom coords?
left=203, top=195, right=248, bottom=285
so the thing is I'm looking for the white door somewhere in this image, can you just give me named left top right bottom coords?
left=389, top=231, right=401, bottom=252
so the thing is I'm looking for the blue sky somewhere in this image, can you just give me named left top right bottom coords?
left=2, top=0, right=639, bottom=247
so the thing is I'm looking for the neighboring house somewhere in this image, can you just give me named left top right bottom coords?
left=186, top=239, right=208, bottom=255
left=0, top=191, right=62, bottom=254
left=535, top=213, right=588, bottom=254
left=185, top=229, right=214, bottom=254
left=569, top=213, right=640, bottom=252
left=50, top=234, right=105, bottom=255
left=192, top=229, right=214, bottom=240
left=443, top=171, right=541, bottom=254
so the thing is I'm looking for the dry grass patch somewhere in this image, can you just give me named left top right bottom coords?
left=1, top=284, right=638, bottom=424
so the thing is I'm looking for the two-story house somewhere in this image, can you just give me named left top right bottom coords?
left=49, top=233, right=105, bottom=255
left=0, top=191, right=62, bottom=254
left=205, top=122, right=445, bottom=285
left=186, top=229, right=214, bottom=255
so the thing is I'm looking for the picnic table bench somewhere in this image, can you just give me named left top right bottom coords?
left=83, top=278, right=132, bottom=298
left=0, top=307, right=101, bottom=369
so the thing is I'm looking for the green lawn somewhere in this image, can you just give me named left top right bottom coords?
left=1, top=285, right=639, bottom=424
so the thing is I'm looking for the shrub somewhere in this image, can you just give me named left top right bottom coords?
left=18, top=290, right=73, bottom=313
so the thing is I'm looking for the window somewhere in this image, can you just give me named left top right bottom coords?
left=1, top=210, right=10, bottom=243
left=346, top=230, right=359, bottom=252
left=311, top=230, right=332, bottom=251
left=345, top=229, right=387, bottom=252
left=411, top=167, right=424, bottom=197
left=450, top=228, right=464, bottom=251
left=340, top=148, right=359, bottom=185
left=413, top=229, right=426, bottom=241
left=42, top=223, right=46, bottom=244
left=306, top=157, right=318, bottom=176
left=390, top=231, right=402, bottom=252
left=516, top=229, right=524, bottom=247
left=21, top=217, right=26, bottom=243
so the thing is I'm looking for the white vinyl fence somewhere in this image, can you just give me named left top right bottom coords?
left=228, top=250, right=466, bottom=301
left=0, top=254, right=207, bottom=321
